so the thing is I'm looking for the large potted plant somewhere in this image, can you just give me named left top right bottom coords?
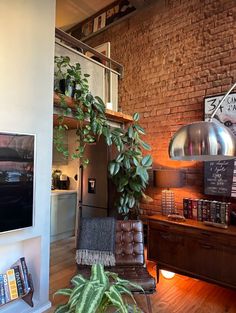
left=54, top=56, right=152, bottom=216
left=54, top=264, right=143, bottom=313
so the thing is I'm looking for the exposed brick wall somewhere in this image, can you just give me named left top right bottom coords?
left=85, top=0, right=236, bottom=215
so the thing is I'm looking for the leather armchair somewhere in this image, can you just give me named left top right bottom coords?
left=77, top=220, right=156, bottom=313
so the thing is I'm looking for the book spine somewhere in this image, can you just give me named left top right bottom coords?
left=20, top=257, right=30, bottom=293
left=210, top=201, right=217, bottom=223
left=216, top=202, right=221, bottom=223
left=188, top=199, right=193, bottom=219
left=226, top=202, right=230, bottom=225
left=202, top=200, right=207, bottom=221
left=13, top=266, right=24, bottom=297
left=183, top=198, right=189, bottom=218
left=6, top=269, right=18, bottom=300
left=192, top=199, right=198, bottom=220
left=0, top=274, right=6, bottom=305
left=197, top=199, right=203, bottom=221
left=3, top=274, right=10, bottom=303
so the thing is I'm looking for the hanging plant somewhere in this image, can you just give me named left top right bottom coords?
left=54, top=56, right=152, bottom=216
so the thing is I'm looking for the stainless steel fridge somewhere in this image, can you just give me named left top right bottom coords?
left=79, top=136, right=111, bottom=218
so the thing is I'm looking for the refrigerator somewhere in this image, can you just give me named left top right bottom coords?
left=79, top=136, right=116, bottom=218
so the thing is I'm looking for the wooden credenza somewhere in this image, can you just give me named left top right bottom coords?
left=147, top=215, right=236, bottom=289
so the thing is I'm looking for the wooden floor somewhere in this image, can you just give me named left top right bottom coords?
left=45, top=237, right=236, bottom=313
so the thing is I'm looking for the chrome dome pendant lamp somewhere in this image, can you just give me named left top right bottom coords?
left=169, top=82, right=236, bottom=161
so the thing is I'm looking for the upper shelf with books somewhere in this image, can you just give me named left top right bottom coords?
left=53, top=92, right=133, bottom=127
left=68, top=0, right=137, bottom=42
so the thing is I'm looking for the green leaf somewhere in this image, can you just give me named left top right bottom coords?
left=95, top=96, right=105, bottom=106
left=128, top=126, right=134, bottom=138
left=141, top=155, right=152, bottom=167
left=133, top=112, right=140, bottom=121
left=128, top=196, right=135, bottom=208
left=129, top=180, right=142, bottom=192
left=136, top=166, right=149, bottom=183
left=116, top=154, right=124, bottom=163
left=90, top=264, right=108, bottom=287
left=54, top=304, right=70, bottom=313
left=71, top=274, right=86, bottom=286
left=139, top=140, right=151, bottom=151
left=105, top=286, right=128, bottom=313
left=133, top=157, right=140, bottom=167
left=84, top=73, right=90, bottom=77
left=134, top=124, right=145, bottom=134
left=54, top=288, right=72, bottom=297
left=109, top=162, right=120, bottom=176
left=123, top=157, right=131, bottom=170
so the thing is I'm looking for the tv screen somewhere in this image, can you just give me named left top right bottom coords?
left=0, top=132, right=35, bottom=233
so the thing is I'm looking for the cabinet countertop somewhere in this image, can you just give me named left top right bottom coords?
left=51, top=189, right=77, bottom=196
left=147, top=214, right=236, bottom=236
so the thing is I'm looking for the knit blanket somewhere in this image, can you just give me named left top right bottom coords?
left=76, top=217, right=116, bottom=266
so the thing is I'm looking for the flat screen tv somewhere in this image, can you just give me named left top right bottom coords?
left=0, top=132, right=35, bottom=233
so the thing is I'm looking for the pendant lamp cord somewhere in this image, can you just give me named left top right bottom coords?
left=210, top=81, right=236, bottom=121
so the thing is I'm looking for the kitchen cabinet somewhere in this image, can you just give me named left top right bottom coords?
left=50, top=190, right=77, bottom=242
left=147, top=215, right=236, bottom=289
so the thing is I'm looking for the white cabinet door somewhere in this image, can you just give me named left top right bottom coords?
left=50, top=192, right=77, bottom=242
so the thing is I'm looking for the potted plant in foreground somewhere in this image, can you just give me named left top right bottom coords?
left=54, top=264, right=143, bottom=313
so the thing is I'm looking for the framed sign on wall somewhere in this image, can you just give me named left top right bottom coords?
left=204, top=92, right=236, bottom=197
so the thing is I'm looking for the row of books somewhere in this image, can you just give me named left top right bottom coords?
left=183, top=198, right=231, bottom=225
left=0, top=257, right=30, bottom=305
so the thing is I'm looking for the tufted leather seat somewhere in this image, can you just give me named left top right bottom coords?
left=77, top=220, right=156, bottom=312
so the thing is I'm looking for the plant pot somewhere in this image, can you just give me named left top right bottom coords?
left=59, top=78, right=75, bottom=98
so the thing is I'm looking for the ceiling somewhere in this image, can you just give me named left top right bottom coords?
left=56, top=0, right=115, bottom=30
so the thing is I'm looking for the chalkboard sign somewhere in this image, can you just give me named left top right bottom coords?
left=204, top=92, right=236, bottom=197
left=204, top=160, right=235, bottom=196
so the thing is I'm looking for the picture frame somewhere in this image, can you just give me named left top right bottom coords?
left=0, top=132, right=35, bottom=233
left=93, top=13, right=106, bottom=33
left=204, top=92, right=236, bottom=197
left=81, top=20, right=94, bottom=37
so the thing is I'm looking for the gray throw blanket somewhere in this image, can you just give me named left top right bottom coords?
left=76, top=217, right=116, bottom=266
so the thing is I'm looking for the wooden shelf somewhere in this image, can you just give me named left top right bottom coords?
left=53, top=92, right=133, bottom=127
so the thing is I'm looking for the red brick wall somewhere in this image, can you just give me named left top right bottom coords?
left=85, top=0, right=236, bottom=215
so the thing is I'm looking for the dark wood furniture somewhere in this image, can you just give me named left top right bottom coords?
left=147, top=215, right=236, bottom=289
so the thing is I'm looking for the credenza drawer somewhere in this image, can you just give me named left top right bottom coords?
left=147, top=216, right=236, bottom=289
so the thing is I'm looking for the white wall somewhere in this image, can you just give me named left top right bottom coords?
left=0, top=1, right=55, bottom=312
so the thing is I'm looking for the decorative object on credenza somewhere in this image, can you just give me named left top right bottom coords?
left=183, top=198, right=231, bottom=227
left=154, top=169, right=184, bottom=216
left=0, top=257, right=34, bottom=308
left=167, top=213, right=185, bottom=222
left=169, top=81, right=236, bottom=161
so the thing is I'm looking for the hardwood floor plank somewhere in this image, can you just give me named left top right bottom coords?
left=44, top=237, right=236, bottom=313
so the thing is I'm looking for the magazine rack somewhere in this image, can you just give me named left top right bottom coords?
left=0, top=273, right=34, bottom=308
